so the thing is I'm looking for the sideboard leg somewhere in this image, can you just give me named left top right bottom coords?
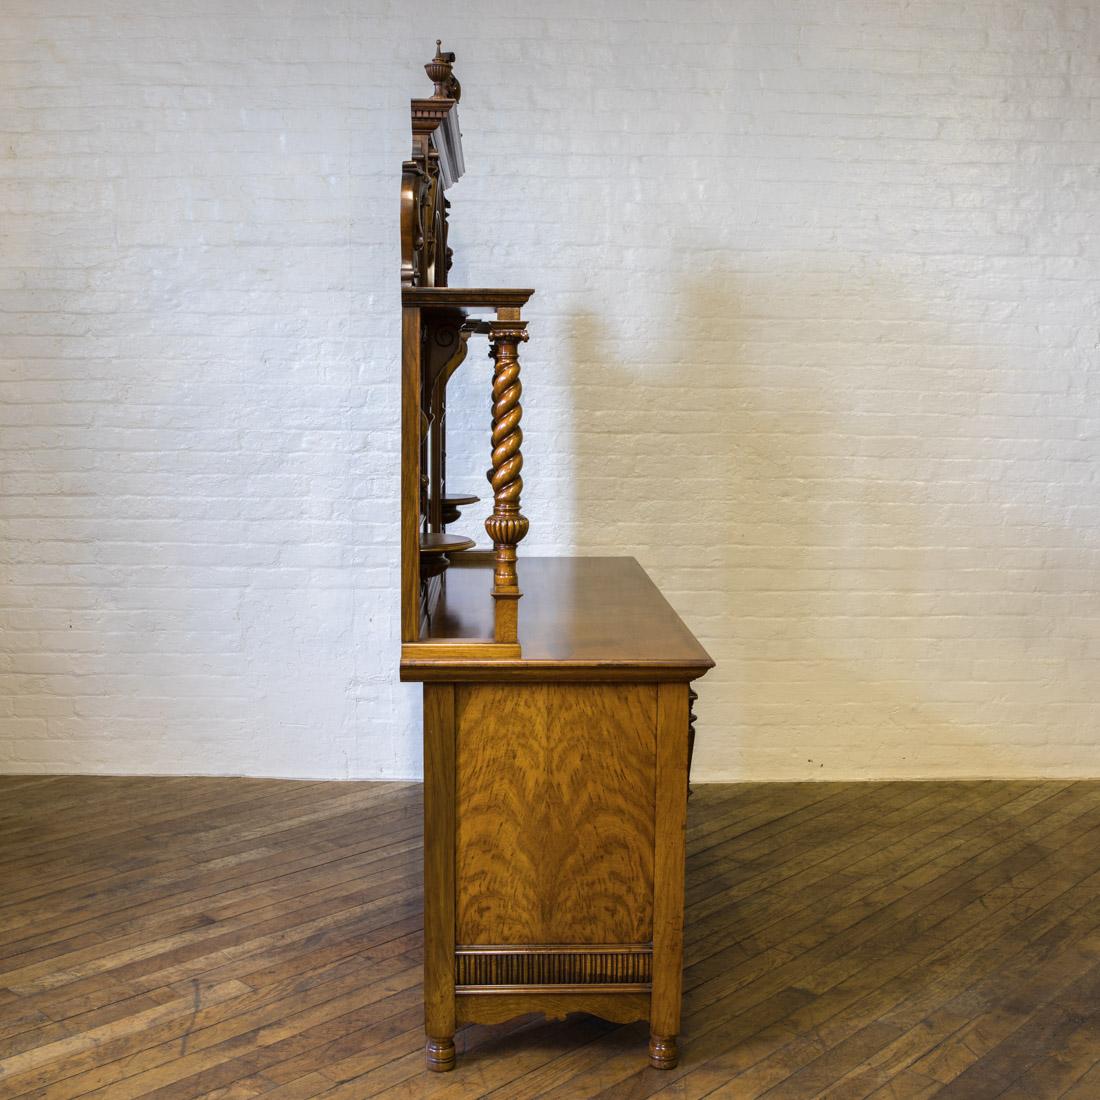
left=425, top=1035, right=456, bottom=1072
left=651, top=682, right=689, bottom=1071
left=648, top=1033, right=679, bottom=1069
left=423, top=684, right=457, bottom=1072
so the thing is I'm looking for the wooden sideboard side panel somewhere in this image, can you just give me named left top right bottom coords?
left=423, top=683, right=457, bottom=1071
left=455, top=682, right=657, bottom=946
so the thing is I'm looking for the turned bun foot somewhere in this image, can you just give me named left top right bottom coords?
left=649, top=1034, right=678, bottom=1069
left=425, top=1036, right=456, bottom=1072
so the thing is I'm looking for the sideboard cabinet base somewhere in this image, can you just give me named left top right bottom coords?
left=408, top=558, right=711, bottom=1072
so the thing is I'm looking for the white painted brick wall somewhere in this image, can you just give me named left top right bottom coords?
left=1, top=1, right=1098, bottom=779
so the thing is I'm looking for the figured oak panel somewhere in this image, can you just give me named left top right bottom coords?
left=456, top=682, right=657, bottom=945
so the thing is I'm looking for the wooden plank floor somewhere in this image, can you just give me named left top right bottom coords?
left=1, top=779, right=1100, bottom=1098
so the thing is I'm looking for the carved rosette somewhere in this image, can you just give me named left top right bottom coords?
left=485, top=321, right=530, bottom=590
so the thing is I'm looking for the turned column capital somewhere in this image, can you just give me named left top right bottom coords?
left=485, top=319, right=529, bottom=344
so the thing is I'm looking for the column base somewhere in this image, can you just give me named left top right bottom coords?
left=425, top=1036, right=456, bottom=1072
left=649, top=1034, right=678, bottom=1069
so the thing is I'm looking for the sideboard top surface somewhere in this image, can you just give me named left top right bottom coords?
left=401, top=556, right=714, bottom=682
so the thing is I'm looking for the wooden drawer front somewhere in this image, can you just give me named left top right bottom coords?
left=455, top=682, right=657, bottom=946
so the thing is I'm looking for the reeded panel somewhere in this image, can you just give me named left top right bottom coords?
left=455, top=683, right=657, bottom=945
left=456, top=946, right=652, bottom=989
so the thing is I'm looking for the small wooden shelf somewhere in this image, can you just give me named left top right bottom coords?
left=419, top=532, right=476, bottom=582
left=442, top=492, right=479, bottom=525
left=420, top=532, right=475, bottom=555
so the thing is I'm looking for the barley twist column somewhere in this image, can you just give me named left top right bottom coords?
left=485, top=317, right=529, bottom=643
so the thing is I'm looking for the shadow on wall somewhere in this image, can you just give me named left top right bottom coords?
left=567, top=269, right=1027, bottom=782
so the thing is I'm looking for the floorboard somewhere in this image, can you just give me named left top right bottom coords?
left=1, top=778, right=1098, bottom=1098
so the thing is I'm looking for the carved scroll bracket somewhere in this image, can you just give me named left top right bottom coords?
left=485, top=317, right=529, bottom=643
left=424, top=307, right=472, bottom=533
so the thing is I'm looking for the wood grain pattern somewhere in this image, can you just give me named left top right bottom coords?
left=401, top=556, right=715, bottom=681
left=454, top=683, right=657, bottom=946
left=4, top=779, right=1100, bottom=1096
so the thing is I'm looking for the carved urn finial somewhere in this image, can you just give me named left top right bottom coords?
left=425, top=39, right=461, bottom=101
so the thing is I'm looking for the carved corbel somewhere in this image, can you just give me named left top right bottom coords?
left=687, top=687, right=698, bottom=799
left=423, top=307, right=471, bottom=531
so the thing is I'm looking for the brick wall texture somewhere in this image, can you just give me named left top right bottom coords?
left=1, top=1, right=1098, bottom=779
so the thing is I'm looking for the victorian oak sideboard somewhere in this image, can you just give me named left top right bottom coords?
left=398, top=44, right=714, bottom=1073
